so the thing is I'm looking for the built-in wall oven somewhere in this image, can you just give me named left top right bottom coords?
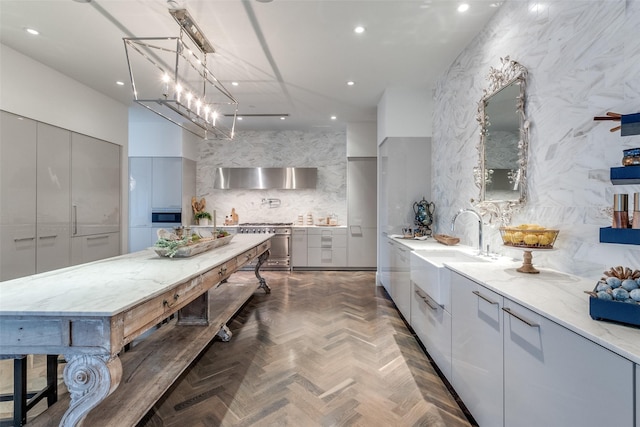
left=237, top=223, right=292, bottom=270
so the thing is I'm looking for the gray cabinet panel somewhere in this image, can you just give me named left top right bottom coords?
left=152, top=157, right=182, bottom=210
left=36, top=122, right=71, bottom=273
left=71, top=133, right=120, bottom=236
left=1, top=112, right=37, bottom=280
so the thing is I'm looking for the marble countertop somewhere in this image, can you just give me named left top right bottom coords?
left=0, top=234, right=271, bottom=318
left=390, top=236, right=640, bottom=365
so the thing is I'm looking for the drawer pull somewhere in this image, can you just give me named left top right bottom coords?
left=472, top=290, right=498, bottom=305
left=502, top=307, right=539, bottom=328
left=163, top=294, right=179, bottom=308
left=39, top=234, right=57, bottom=239
left=414, top=289, right=440, bottom=310
left=218, top=266, right=228, bottom=276
left=87, top=235, right=109, bottom=241
left=14, top=237, right=35, bottom=242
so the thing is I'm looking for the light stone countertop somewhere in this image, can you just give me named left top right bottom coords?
left=390, top=236, right=640, bottom=365
left=0, top=234, right=271, bottom=318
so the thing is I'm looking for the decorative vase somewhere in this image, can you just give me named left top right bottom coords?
left=198, top=218, right=209, bottom=226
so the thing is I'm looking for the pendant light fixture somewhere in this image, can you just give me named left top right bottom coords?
left=124, top=8, right=238, bottom=140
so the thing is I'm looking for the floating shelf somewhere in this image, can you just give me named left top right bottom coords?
left=611, top=166, right=640, bottom=185
left=599, top=227, right=640, bottom=245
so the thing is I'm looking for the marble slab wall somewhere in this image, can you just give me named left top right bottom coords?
left=433, top=0, right=640, bottom=278
left=197, top=130, right=347, bottom=225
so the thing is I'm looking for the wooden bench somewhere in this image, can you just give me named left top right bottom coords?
left=29, top=279, right=260, bottom=426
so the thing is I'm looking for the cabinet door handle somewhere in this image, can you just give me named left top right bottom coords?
left=472, top=290, right=498, bottom=305
left=87, top=235, right=109, bottom=241
left=39, top=234, right=58, bottom=239
left=14, top=237, right=35, bottom=242
left=72, top=205, right=78, bottom=235
left=502, top=307, right=539, bottom=328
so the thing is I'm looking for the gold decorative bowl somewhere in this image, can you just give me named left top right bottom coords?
left=499, top=227, right=559, bottom=249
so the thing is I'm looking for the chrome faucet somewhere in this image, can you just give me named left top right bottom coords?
left=451, top=208, right=484, bottom=255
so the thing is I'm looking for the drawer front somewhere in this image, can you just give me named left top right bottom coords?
left=122, top=260, right=235, bottom=341
left=236, top=247, right=257, bottom=267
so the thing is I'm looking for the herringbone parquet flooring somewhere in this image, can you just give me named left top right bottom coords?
left=138, top=271, right=472, bottom=427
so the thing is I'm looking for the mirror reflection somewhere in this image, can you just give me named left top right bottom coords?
left=484, top=82, right=521, bottom=201
left=475, top=56, right=528, bottom=224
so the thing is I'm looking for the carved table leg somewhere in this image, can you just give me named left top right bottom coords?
left=60, top=354, right=122, bottom=427
left=255, top=250, right=271, bottom=294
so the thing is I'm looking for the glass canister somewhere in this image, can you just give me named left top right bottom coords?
left=622, top=147, right=640, bottom=166
left=613, top=193, right=629, bottom=228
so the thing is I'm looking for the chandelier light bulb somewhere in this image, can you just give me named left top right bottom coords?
left=204, top=105, right=211, bottom=121
left=186, top=92, right=193, bottom=110
left=175, top=83, right=183, bottom=102
left=212, top=111, right=218, bottom=126
left=196, top=99, right=202, bottom=115
left=162, top=73, right=170, bottom=97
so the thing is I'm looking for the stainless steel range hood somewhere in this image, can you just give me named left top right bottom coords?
left=213, top=167, right=317, bottom=189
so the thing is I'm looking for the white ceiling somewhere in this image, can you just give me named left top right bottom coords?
left=0, top=0, right=501, bottom=132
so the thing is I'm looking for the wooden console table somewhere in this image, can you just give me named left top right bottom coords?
left=0, top=234, right=271, bottom=427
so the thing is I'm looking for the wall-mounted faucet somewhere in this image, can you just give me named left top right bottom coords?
left=451, top=208, right=484, bottom=255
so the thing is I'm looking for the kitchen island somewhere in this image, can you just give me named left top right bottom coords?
left=0, top=234, right=271, bottom=427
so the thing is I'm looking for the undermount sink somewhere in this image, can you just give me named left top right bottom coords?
left=410, top=249, right=488, bottom=308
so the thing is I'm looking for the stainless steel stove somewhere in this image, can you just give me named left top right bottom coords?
left=237, top=222, right=292, bottom=270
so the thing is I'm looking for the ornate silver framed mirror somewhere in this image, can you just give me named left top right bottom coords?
left=474, top=56, right=529, bottom=225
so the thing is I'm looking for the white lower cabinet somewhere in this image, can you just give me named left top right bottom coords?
left=390, top=241, right=411, bottom=321
left=71, top=233, right=120, bottom=265
left=411, top=282, right=452, bottom=381
left=636, top=364, right=639, bottom=426
left=379, top=237, right=393, bottom=294
left=451, top=271, right=503, bottom=427
left=503, top=298, right=634, bottom=427
left=307, top=228, right=347, bottom=267
left=291, top=228, right=308, bottom=267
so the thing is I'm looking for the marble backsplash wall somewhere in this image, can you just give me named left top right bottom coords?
left=196, top=130, right=347, bottom=225
left=433, top=0, right=640, bottom=278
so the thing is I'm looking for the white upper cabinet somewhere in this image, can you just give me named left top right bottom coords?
left=71, top=133, right=120, bottom=236
left=129, top=157, right=153, bottom=227
left=151, top=157, right=182, bottom=211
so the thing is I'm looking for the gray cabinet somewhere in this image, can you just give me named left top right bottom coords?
left=0, top=113, right=72, bottom=280
left=71, top=232, right=120, bottom=265
left=347, top=158, right=376, bottom=267
left=307, top=228, right=347, bottom=267
left=36, top=122, right=71, bottom=273
left=1, top=112, right=37, bottom=280
left=71, top=133, right=120, bottom=237
left=291, top=228, right=308, bottom=267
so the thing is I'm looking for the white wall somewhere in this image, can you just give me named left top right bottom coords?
left=433, top=0, right=640, bottom=278
left=0, top=44, right=130, bottom=253
left=377, top=86, right=432, bottom=144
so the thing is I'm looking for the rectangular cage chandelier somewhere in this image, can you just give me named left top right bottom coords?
left=124, top=8, right=238, bottom=140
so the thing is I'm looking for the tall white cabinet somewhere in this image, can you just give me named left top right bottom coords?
left=347, top=158, right=377, bottom=267
left=377, top=137, right=431, bottom=288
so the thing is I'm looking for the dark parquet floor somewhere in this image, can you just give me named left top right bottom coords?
left=138, top=271, right=472, bottom=427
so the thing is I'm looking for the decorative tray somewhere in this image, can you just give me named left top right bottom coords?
left=154, top=234, right=234, bottom=258
left=434, top=234, right=460, bottom=246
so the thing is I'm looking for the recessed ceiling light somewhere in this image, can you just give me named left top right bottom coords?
left=347, top=81, right=355, bottom=86
left=457, top=3, right=469, bottom=12
left=280, top=117, right=285, bottom=120
left=489, top=2, right=502, bottom=7
left=331, top=116, right=337, bottom=120
left=25, top=28, right=39, bottom=36
left=116, top=81, right=125, bottom=86
left=237, top=117, right=243, bottom=120
left=529, top=3, right=546, bottom=12
left=231, top=81, right=239, bottom=86
left=354, top=26, right=365, bottom=34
